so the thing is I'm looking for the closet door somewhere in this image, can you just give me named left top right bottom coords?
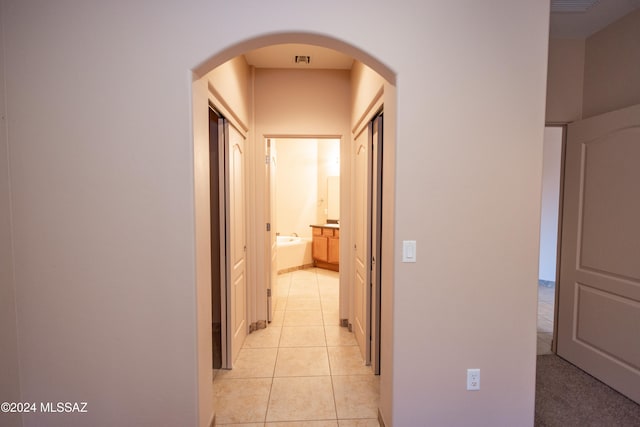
left=353, top=125, right=370, bottom=360
left=226, top=123, right=247, bottom=366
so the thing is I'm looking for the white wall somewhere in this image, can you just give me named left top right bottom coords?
left=545, top=38, right=585, bottom=123
left=2, top=1, right=550, bottom=426
left=5, top=3, right=200, bottom=425
left=583, top=9, right=640, bottom=118
left=387, top=3, right=547, bottom=424
left=539, top=127, right=563, bottom=283
left=0, top=10, right=23, bottom=426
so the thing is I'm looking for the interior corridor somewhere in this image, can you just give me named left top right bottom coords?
left=537, top=283, right=555, bottom=356
left=212, top=268, right=380, bottom=426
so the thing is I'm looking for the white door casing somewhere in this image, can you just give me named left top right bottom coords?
left=557, top=104, right=640, bottom=403
left=266, top=139, right=278, bottom=321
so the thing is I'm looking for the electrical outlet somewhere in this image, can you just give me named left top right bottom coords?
left=467, top=368, right=480, bottom=391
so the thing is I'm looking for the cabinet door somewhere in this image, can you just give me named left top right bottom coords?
left=313, top=236, right=328, bottom=262
left=328, top=237, right=340, bottom=264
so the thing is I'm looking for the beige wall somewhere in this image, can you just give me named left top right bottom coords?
left=387, top=3, right=547, bottom=424
left=317, top=139, right=340, bottom=225
left=253, top=69, right=350, bottom=139
left=275, top=139, right=319, bottom=238
left=0, top=12, right=23, bottom=426
left=583, top=9, right=640, bottom=118
left=274, top=138, right=339, bottom=236
left=205, top=56, right=252, bottom=131
left=254, top=68, right=351, bottom=325
left=546, top=9, right=640, bottom=124
left=2, top=1, right=549, bottom=426
left=5, top=2, right=199, bottom=425
left=545, top=38, right=585, bottom=123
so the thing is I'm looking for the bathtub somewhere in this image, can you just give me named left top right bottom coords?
left=276, top=235, right=313, bottom=273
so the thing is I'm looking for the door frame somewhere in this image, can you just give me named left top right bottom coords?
left=370, top=112, right=383, bottom=374
left=262, top=135, right=345, bottom=320
left=543, top=123, right=567, bottom=355
left=208, top=97, right=250, bottom=369
left=351, top=100, right=384, bottom=371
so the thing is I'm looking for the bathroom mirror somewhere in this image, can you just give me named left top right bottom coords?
left=327, top=176, right=340, bottom=222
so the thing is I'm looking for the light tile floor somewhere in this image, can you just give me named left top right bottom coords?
left=213, top=268, right=380, bottom=426
left=537, top=284, right=555, bottom=355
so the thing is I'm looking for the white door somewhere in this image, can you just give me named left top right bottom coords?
left=226, top=123, right=247, bottom=366
left=353, top=125, right=371, bottom=361
left=266, top=139, right=278, bottom=321
left=556, top=104, right=640, bottom=403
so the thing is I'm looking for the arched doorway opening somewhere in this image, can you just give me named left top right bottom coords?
left=192, top=32, right=396, bottom=426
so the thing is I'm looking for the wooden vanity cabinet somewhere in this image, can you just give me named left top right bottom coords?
left=311, top=225, right=339, bottom=271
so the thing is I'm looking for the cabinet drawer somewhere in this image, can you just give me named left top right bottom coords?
left=312, top=227, right=322, bottom=236
left=322, top=228, right=334, bottom=237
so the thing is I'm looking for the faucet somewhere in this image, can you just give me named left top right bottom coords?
left=292, top=232, right=299, bottom=237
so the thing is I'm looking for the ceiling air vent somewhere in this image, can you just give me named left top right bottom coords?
left=294, top=55, right=311, bottom=64
left=551, top=0, right=601, bottom=13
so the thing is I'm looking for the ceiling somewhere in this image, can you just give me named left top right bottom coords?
left=243, top=44, right=354, bottom=70
left=550, top=0, right=640, bottom=38
left=242, top=1, right=640, bottom=70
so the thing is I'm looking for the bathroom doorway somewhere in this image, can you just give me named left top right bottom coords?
left=265, top=137, right=340, bottom=282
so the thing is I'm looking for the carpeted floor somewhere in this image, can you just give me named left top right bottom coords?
left=536, top=354, right=640, bottom=426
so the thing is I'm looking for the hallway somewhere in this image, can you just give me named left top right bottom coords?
left=212, top=268, right=380, bottom=426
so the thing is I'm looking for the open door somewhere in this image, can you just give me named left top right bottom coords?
left=266, top=139, right=278, bottom=321
left=556, top=104, right=640, bottom=403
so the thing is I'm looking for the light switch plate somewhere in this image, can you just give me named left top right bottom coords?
left=402, top=240, right=416, bottom=263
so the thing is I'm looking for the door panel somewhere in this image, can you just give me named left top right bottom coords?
left=313, top=236, right=329, bottom=262
left=328, top=237, right=340, bottom=264
left=353, top=126, right=370, bottom=361
left=227, top=124, right=247, bottom=365
left=557, top=104, right=640, bottom=403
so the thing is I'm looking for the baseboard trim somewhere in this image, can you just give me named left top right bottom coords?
left=378, top=409, right=386, bottom=427
left=249, top=320, right=268, bottom=333
left=277, top=263, right=315, bottom=275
